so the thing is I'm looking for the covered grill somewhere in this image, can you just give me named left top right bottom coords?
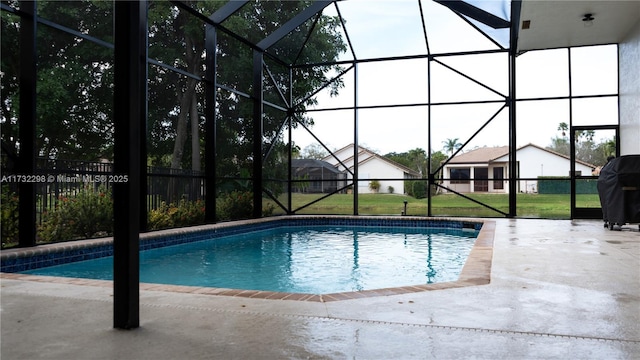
left=597, top=155, right=640, bottom=230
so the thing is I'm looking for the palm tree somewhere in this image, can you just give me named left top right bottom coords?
left=442, top=138, right=462, bottom=156
left=603, top=138, right=616, bottom=158
left=557, top=122, right=568, bottom=138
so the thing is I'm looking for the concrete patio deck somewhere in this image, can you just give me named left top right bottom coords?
left=1, top=219, right=639, bottom=359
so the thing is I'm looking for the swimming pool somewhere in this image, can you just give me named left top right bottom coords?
left=20, top=225, right=477, bottom=294
left=1, top=216, right=494, bottom=300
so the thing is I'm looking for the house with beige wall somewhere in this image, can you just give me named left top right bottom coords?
left=442, top=144, right=596, bottom=194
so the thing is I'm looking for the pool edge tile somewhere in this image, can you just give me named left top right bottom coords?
left=1, top=216, right=494, bottom=302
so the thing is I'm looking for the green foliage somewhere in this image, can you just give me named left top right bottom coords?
left=411, top=181, right=428, bottom=199
left=3, top=2, right=346, bottom=184
left=147, top=199, right=205, bottom=230
left=384, top=149, right=447, bottom=180
left=215, top=190, right=275, bottom=221
left=2, top=1, right=115, bottom=160
left=38, top=185, right=113, bottom=243
left=147, top=202, right=174, bottom=230
left=144, top=1, right=347, bottom=179
left=1, top=185, right=19, bottom=247
left=443, top=138, right=462, bottom=156
left=405, top=179, right=430, bottom=198
left=538, top=177, right=598, bottom=194
left=388, top=186, right=394, bottom=194
left=429, top=151, right=448, bottom=179
left=216, top=190, right=254, bottom=221
left=548, top=122, right=615, bottom=167
left=300, top=143, right=329, bottom=160
left=385, top=148, right=427, bottom=176
left=1, top=10, right=20, bottom=154
left=263, top=202, right=276, bottom=218
left=368, top=180, right=381, bottom=193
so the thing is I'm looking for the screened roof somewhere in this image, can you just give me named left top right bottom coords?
left=198, top=0, right=637, bottom=66
left=202, top=0, right=515, bottom=68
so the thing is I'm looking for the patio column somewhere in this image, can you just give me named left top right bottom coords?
left=113, top=0, right=146, bottom=329
left=508, top=0, right=522, bottom=217
left=204, top=24, right=217, bottom=223
left=18, top=0, right=36, bottom=247
left=252, top=49, right=263, bottom=218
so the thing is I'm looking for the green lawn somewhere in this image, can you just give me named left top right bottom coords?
left=277, top=193, right=602, bottom=219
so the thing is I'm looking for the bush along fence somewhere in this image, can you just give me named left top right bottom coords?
left=0, top=157, right=269, bottom=248
left=31, top=158, right=206, bottom=216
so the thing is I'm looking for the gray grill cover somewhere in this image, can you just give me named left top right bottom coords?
left=597, top=155, right=640, bottom=224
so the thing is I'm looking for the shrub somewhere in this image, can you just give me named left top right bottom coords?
left=39, top=185, right=113, bottom=242
left=411, top=181, right=428, bottom=199
left=388, top=185, right=394, bottom=194
left=369, top=180, right=380, bottom=193
left=216, top=190, right=253, bottom=221
left=172, top=199, right=205, bottom=227
left=1, top=185, right=19, bottom=247
left=215, top=190, right=276, bottom=221
left=147, top=201, right=175, bottom=230
left=147, top=199, right=205, bottom=230
left=262, top=202, right=275, bottom=217
left=404, top=180, right=415, bottom=197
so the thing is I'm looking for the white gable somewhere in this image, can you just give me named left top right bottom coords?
left=322, top=144, right=418, bottom=194
left=494, top=145, right=594, bottom=177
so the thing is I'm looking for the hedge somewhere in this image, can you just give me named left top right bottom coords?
left=537, top=176, right=598, bottom=194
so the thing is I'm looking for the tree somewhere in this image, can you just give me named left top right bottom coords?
left=429, top=151, right=448, bottom=180
left=384, top=148, right=447, bottom=197
left=2, top=1, right=114, bottom=160
left=548, top=122, right=612, bottom=166
left=299, top=143, right=329, bottom=160
left=385, top=148, right=427, bottom=176
left=384, top=148, right=447, bottom=179
left=145, top=2, right=346, bottom=189
left=442, top=138, right=462, bottom=156
left=1, top=1, right=345, bottom=172
left=602, top=139, right=616, bottom=158
left=1, top=10, right=20, bottom=159
left=557, top=122, right=568, bottom=137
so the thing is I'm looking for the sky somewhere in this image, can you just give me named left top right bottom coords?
left=289, top=1, right=619, bottom=156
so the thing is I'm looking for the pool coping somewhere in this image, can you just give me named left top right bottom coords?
left=0, top=216, right=494, bottom=302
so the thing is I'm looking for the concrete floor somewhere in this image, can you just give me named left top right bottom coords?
left=1, top=219, right=639, bottom=359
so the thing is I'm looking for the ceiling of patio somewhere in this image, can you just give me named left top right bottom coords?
left=516, top=0, right=640, bottom=52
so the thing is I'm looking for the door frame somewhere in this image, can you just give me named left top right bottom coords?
left=570, top=125, right=619, bottom=219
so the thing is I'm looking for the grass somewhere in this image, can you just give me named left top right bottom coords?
left=279, top=193, right=602, bottom=219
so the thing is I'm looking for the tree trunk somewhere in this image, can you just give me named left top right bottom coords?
left=168, top=19, right=201, bottom=203
left=190, top=95, right=200, bottom=172
left=190, top=95, right=201, bottom=200
left=170, top=81, right=196, bottom=170
left=167, top=79, right=197, bottom=203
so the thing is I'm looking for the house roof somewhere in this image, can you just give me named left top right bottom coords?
left=323, top=144, right=421, bottom=177
left=447, top=146, right=510, bottom=164
left=291, top=158, right=342, bottom=174
left=447, top=143, right=596, bottom=169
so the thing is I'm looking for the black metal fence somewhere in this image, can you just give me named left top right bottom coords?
left=1, top=156, right=205, bottom=224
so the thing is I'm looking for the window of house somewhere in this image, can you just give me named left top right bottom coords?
left=493, top=167, right=504, bottom=189
left=450, top=168, right=470, bottom=184
left=474, top=167, right=488, bottom=192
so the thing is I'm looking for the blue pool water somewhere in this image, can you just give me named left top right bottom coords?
left=23, top=226, right=477, bottom=294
